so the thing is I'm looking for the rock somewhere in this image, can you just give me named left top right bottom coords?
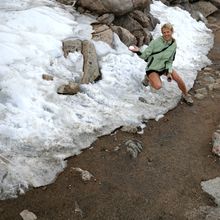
left=213, top=83, right=220, bottom=90
left=201, top=177, right=220, bottom=205
left=191, top=1, right=218, bottom=17
left=194, top=93, right=206, bottom=100
left=203, top=67, right=213, bottom=72
left=215, top=78, right=220, bottom=84
left=114, top=14, right=152, bottom=46
left=111, top=25, right=137, bottom=46
left=76, top=0, right=151, bottom=16
left=203, top=76, right=215, bottom=83
left=57, top=0, right=77, bottom=5
left=125, top=139, right=143, bottom=158
left=212, top=130, right=220, bottom=156
left=207, top=84, right=214, bottom=91
left=92, top=23, right=114, bottom=46
left=129, top=10, right=151, bottom=28
left=121, top=125, right=138, bottom=133
left=96, top=13, right=115, bottom=25
left=81, top=40, right=101, bottom=84
left=72, top=167, right=93, bottom=181
left=20, top=210, right=37, bottom=220
left=62, top=39, right=82, bottom=57
left=195, top=88, right=208, bottom=95
left=42, top=74, right=53, bottom=81
left=75, top=201, right=84, bottom=217
left=210, top=0, right=220, bottom=8
left=57, top=82, right=80, bottom=95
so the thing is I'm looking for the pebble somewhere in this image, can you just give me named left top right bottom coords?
left=194, top=93, right=206, bottom=100
left=195, top=88, right=208, bottom=95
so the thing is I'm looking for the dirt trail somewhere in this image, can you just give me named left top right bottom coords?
left=0, top=11, right=220, bottom=220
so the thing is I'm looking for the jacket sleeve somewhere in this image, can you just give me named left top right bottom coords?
left=138, top=40, right=155, bottom=60
left=165, top=49, right=176, bottom=73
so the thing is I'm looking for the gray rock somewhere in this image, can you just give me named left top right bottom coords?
left=57, top=0, right=77, bottom=5
left=97, top=13, right=115, bottom=25
left=210, top=0, right=220, bottom=8
left=213, top=83, right=220, bottom=90
left=129, top=10, right=151, bottom=28
left=114, top=15, right=152, bottom=46
left=76, top=0, right=151, bottom=16
left=111, top=25, right=137, bottom=46
left=57, top=82, right=80, bottom=95
left=62, top=39, right=82, bottom=57
left=81, top=40, right=101, bottom=84
left=125, top=139, right=143, bottom=158
left=212, top=130, right=220, bottom=156
left=207, top=84, right=214, bottom=91
left=195, top=87, right=208, bottom=95
left=203, top=76, right=215, bottom=83
left=194, top=93, right=206, bottom=100
left=42, top=74, right=53, bottom=81
left=92, top=23, right=114, bottom=46
left=191, top=1, right=218, bottom=17
left=20, top=210, right=37, bottom=220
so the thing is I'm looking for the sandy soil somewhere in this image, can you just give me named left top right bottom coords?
left=0, top=11, right=220, bottom=220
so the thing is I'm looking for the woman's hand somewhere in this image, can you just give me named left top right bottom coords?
left=129, top=45, right=140, bottom=52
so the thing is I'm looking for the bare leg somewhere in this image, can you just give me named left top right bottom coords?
left=171, top=70, right=187, bottom=95
left=148, top=72, right=162, bottom=90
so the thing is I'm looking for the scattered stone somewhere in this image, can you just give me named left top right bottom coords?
left=57, top=82, right=80, bottom=95
left=75, top=201, right=84, bottom=217
left=72, top=167, right=93, bottom=181
left=203, top=76, right=215, bottom=83
left=138, top=96, right=148, bottom=103
left=203, top=71, right=213, bottom=76
left=212, top=129, right=220, bottom=156
left=20, top=210, right=37, bottom=220
left=203, top=67, right=212, bottom=71
left=207, top=84, right=214, bottom=91
left=215, top=78, right=220, bottom=84
left=42, top=74, right=53, bottom=81
left=194, top=93, right=206, bottom=100
left=213, top=83, right=220, bottom=91
left=201, top=177, right=220, bottom=205
left=125, top=139, right=143, bottom=158
left=195, top=88, right=208, bottom=95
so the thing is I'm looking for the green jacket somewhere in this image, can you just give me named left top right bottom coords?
left=138, top=36, right=177, bottom=74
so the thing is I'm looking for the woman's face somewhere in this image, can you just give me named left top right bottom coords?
left=162, top=28, right=173, bottom=42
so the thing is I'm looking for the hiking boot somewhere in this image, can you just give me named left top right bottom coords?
left=142, top=76, right=149, bottom=86
left=182, top=94, right=193, bottom=106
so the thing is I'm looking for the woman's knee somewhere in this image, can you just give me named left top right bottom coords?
left=152, top=81, right=162, bottom=90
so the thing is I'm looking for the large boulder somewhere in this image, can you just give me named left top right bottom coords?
left=76, top=0, right=151, bottom=16
left=111, top=25, right=137, bottom=46
left=92, top=23, right=114, bottom=46
left=113, top=14, right=152, bottom=46
left=81, top=40, right=101, bottom=84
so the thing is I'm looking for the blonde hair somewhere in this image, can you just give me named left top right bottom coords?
left=161, top=23, right=174, bottom=32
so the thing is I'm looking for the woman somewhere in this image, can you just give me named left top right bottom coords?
left=129, top=23, right=193, bottom=105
